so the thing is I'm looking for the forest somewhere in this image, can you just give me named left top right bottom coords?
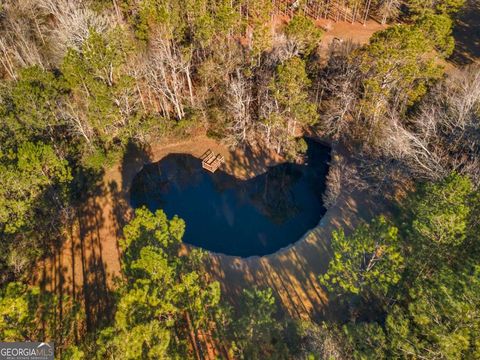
left=0, top=0, right=479, bottom=359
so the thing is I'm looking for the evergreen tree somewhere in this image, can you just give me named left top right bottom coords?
left=319, top=216, right=404, bottom=300
left=0, top=66, right=67, bottom=145
left=284, top=14, right=323, bottom=56
left=228, top=288, right=288, bottom=359
left=405, top=0, right=465, bottom=18
left=355, top=24, right=443, bottom=124
left=0, top=282, right=39, bottom=341
left=265, top=56, right=318, bottom=155
left=246, top=0, right=274, bottom=59
left=97, top=207, right=221, bottom=359
left=405, top=173, right=473, bottom=248
left=270, top=56, right=318, bottom=128
left=343, top=322, right=387, bottom=360
left=0, top=142, right=71, bottom=234
left=61, top=28, right=140, bottom=159
left=401, top=173, right=479, bottom=278
left=386, top=264, right=480, bottom=359
left=416, top=13, right=455, bottom=56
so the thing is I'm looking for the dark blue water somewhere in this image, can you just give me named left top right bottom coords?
left=130, top=139, right=330, bottom=257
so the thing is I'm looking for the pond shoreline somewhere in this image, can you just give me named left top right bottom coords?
left=130, top=138, right=331, bottom=258
left=36, top=133, right=389, bottom=321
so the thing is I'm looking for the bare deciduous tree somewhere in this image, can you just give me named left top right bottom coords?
left=316, top=41, right=361, bottom=143
left=60, top=99, right=94, bottom=145
left=0, top=0, right=50, bottom=78
left=374, top=0, right=401, bottom=24
left=38, top=0, right=113, bottom=62
left=226, top=70, right=253, bottom=147
left=141, top=32, right=194, bottom=120
left=361, top=65, right=480, bottom=187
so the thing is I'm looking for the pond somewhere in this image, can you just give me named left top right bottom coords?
left=130, top=138, right=331, bottom=257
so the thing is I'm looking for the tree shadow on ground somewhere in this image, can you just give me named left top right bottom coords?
left=119, top=140, right=153, bottom=194
left=110, top=139, right=154, bottom=254
left=61, top=142, right=152, bottom=333
left=451, top=0, right=480, bottom=65
left=37, top=164, right=117, bottom=333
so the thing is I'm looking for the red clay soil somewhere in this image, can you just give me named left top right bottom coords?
left=272, top=13, right=387, bottom=46
left=317, top=18, right=387, bottom=46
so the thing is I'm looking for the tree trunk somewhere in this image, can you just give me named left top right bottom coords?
left=185, top=311, right=202, bottom=360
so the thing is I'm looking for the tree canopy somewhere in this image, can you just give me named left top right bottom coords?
left=320, top=216, right=404, bottom=299
left=97, top=207, right=221, bottom=359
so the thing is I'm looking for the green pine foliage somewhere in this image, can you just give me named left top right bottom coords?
left=0, top=142, right=71, bottom=234
left=416, top=12, right=455, bottom=56
left=284, top=14, right=323, bottom=55
left=228, top=288, right=287, bottom=359
left=0, top=282, right=40, bottom=341
left=319, top=216, right=404, bottom=299
left=386, top=264, right=480, bottom=359
left=319, top=173, right=480, bottom=359
left=97, top=207, right=221, bottom=359
left=405, top=172, right=474, bottom=247
left=405, top=0, right=465, bottom=18
left=0, top=282, right=81, bottom=348
left=0, top=66, right=67, bottom=143
left=61, top=28, right=138, bottom=150
left=343, top=322, right=387, bottom=360
left=270, top=56, right=318, bottom=127
left=355, top=24, right=444, bottom=121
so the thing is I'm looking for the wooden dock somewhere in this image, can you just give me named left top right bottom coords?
left=201, top=149, right=225, bottom=173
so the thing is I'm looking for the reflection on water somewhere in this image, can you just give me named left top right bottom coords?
left=130, top=139, right=331, bottom=257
